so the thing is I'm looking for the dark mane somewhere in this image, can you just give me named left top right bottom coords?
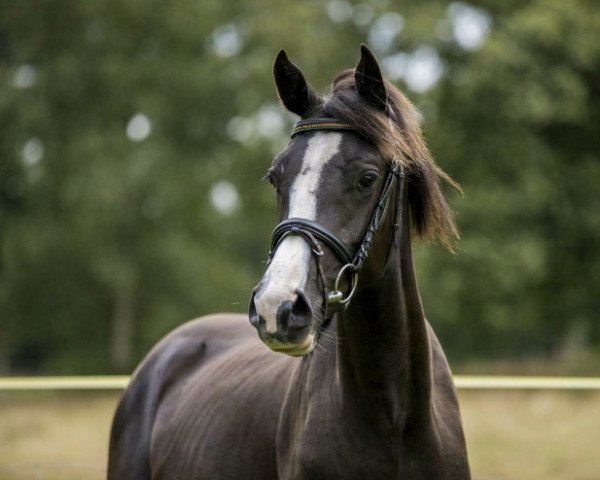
left=323, top=69, right=459, bottom=249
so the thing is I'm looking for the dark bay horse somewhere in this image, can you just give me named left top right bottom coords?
left=108, top=45, right=470, bottom=480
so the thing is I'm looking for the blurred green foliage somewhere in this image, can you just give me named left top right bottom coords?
left=0, top=0, right=598, bottom=373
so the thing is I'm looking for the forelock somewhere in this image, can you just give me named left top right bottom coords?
left=321, top=69, right=460, bottom=249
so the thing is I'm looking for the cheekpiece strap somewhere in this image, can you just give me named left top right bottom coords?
left=291, top=118, right=355, bottom=138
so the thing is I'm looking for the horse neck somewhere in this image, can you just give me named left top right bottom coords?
left=333, top=221, right=433, bottom=428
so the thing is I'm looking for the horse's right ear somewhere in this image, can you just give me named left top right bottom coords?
left=273, top=49, right=320, bottom=117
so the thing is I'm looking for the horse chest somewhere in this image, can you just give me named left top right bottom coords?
left=276, top=404, right=401, bottom=480
left=276, top=395, right=466, bottom=480
left=280, top=430, right=456, bottom=480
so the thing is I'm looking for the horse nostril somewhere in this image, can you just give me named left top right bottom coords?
left=288, top=289, right=313, bottom=329
left=248, top=292, right=262, bottom=327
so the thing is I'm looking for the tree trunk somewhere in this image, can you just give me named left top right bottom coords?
left=110, top=279, right=135, bottom=371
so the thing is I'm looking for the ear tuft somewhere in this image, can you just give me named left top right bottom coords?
left=273, top=49, right=320, bottom=117
left=355, top=44, right=387, bottom=111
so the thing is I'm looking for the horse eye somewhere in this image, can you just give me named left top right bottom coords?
left=358, top=172, right=378, bottom=189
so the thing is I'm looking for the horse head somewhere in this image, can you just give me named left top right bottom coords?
left=249, top=46, right=409, bottom=356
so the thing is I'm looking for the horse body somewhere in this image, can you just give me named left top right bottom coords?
left=150, top=316, right=286, bottom=479
left=109, top=315, right=286, bottom=479
left=110, top=250, right=467, bottom=479
left=108, top=45, right=470, bottom=479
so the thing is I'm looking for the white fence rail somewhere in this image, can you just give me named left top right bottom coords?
left=1, top=375, right=600, bottom=391
left=0, top=376, right=129, bottom=390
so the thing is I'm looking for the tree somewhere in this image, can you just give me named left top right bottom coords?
left=1, top=0, right=598, bottom=373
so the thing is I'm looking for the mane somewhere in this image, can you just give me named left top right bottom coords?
left=323, top=69, right=459, bottom=249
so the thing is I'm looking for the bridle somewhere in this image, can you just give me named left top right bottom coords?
left=267, top=118, right=405, bottom=317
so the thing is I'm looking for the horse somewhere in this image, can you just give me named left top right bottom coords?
left=108, top=45, right=471, bottom=480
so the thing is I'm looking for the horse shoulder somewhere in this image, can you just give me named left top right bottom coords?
left=150, top=317, right=292, bottom=479
left=107, top=313, right=251, bottom=480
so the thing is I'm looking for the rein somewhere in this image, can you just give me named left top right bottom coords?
left=268, top=118, right=405, bottom=317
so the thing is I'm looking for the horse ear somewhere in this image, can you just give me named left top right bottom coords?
left=355, top=44, right=387, bottom=111
left=273, top=49, right=320, bottom=117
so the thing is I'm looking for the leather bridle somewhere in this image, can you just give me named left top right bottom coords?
left=267, top=118, right=405, bottom=317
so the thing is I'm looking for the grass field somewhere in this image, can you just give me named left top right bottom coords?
left=0, top=389, right=598, bottom=480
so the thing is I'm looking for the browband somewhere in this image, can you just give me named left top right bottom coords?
left=291, top=118, right=354, bottom=138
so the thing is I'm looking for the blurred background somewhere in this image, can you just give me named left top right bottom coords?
left=1, top=0, right=599, bottom=478
left=1, top=0, right=598, bottom=376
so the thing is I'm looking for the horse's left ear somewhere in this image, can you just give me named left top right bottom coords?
left=355, top=44, right=387, bottom=111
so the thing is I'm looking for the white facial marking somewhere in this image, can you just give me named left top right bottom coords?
left=256, top=133, right=342, bottom=333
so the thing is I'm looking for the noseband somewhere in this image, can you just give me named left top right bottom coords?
left=268, top=118, right=405, bottom=317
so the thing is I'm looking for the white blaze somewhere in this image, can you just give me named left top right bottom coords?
left=255, top=133, right=342, bottom=333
